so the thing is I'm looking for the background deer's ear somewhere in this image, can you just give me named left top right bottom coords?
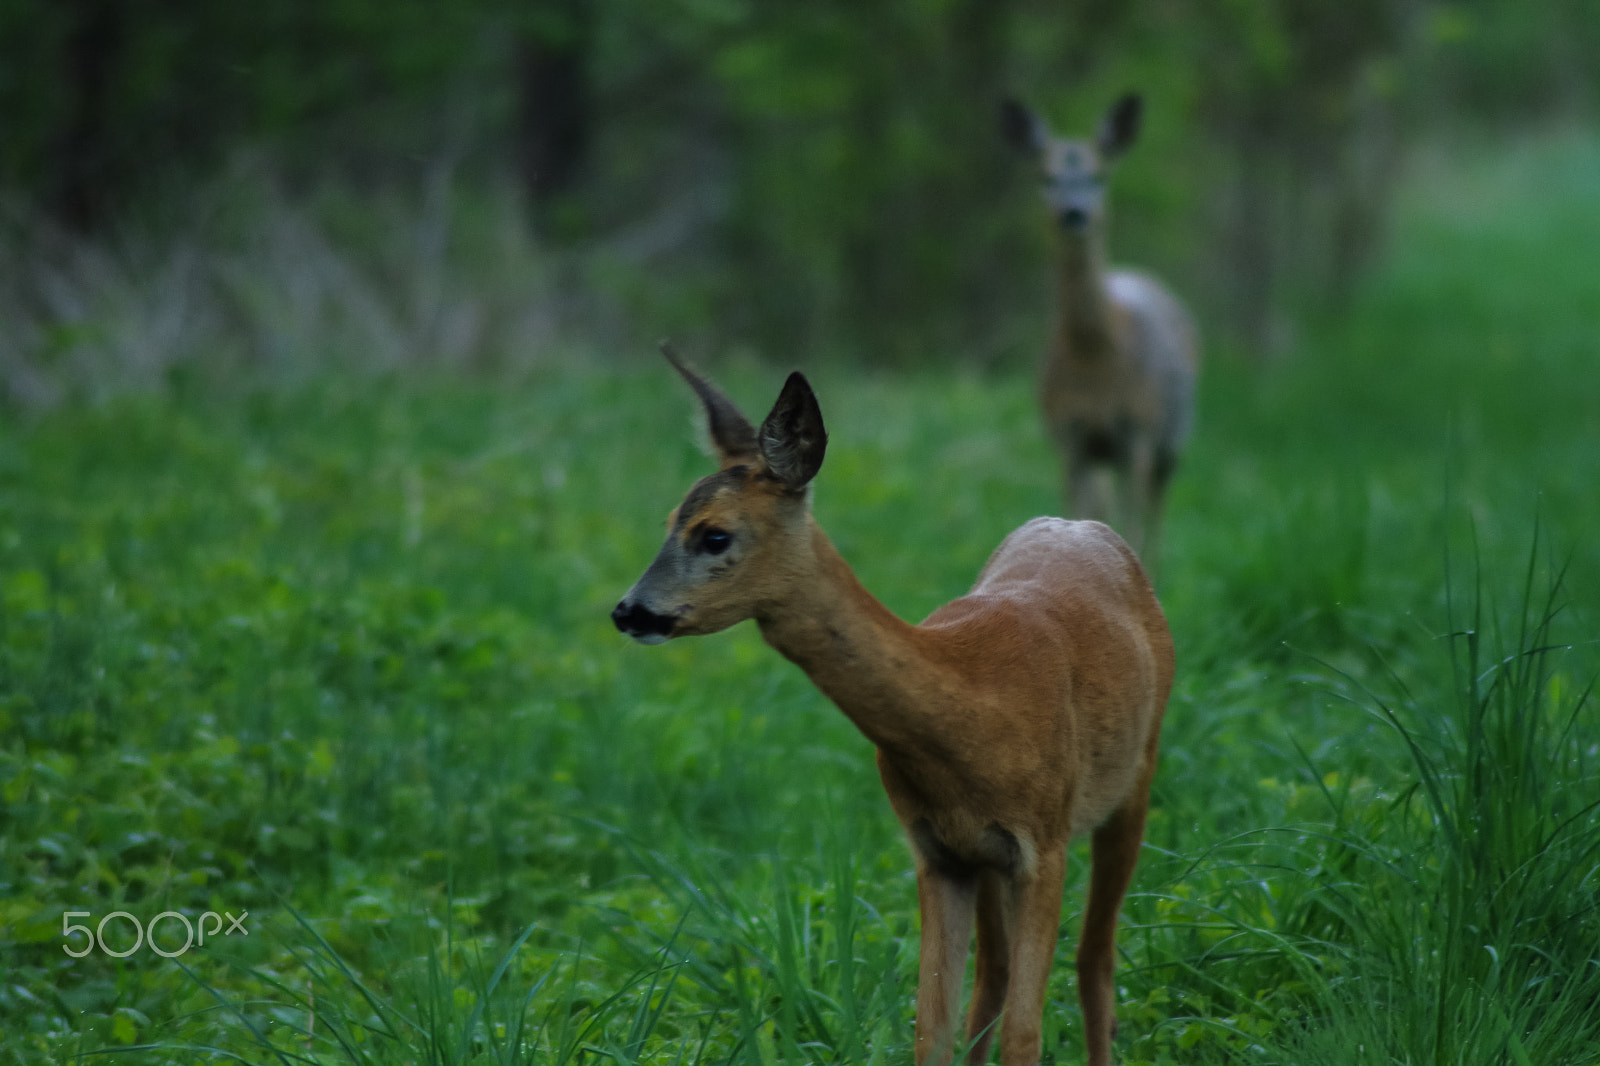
left=1000, top=97, right=1048, bottom=158
left=661, top=341, right=758, bottom=464
left=1097, top=92, right=1144, bottom=161
left=758, top=372, right=827, bottom=490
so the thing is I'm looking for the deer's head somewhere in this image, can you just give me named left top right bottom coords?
left=1001, top=93, right=1143, bottom=236
left=612, top=346, right=827, bottom=644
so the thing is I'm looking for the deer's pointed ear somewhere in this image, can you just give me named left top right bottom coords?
left=1098, top=92, right=1143, bottom=161
left=758, top=372, right=827, bottom=491
left=1000, top=97, right=1048, bottom=158
left=662, top=341, right=758, bottom=464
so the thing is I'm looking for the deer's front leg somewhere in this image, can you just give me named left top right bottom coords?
left=998, top=847, right=1067, bottom=1066
left=1117, top=436, right=1158, bottom=557
left=965, top=869, right=1012, bottom=1063
left=915, top=866, right=978, bottom=1066
left=1065, top=452, right=1110, bottom=528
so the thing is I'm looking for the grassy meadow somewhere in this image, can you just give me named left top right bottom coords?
left=2, top=131, right=1599, bottom=1064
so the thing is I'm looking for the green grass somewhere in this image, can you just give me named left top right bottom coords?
left=2, top=130, right=1598, bottom=1064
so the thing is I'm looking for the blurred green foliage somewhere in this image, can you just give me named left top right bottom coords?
left=2, top=0, right=1595, bottom=364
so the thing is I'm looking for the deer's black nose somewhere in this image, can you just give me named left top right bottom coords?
left=612, top=600, right=676, bottom=640
left=1058, top=207, right=1089, bottom=231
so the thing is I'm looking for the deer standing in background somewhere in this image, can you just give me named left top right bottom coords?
left=1002, top=93, right=1199, bottom=560
left=614, top=345, right=1174, bottom=1066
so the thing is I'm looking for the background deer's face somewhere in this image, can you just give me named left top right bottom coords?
left=1001, top=93, right=1144, bottom=236
left=1040, top=140, right=1109, bottom=234
left=613, top=351, right=826, bottom=644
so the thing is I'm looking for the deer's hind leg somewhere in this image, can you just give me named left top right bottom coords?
left=1077, top=787, right=1152, bottom=1066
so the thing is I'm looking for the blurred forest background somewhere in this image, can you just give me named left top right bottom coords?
left=1, top=0, right=1596, bottom=405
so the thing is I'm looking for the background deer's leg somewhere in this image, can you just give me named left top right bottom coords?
left=1141, top=443, right=1178, bottom=565
left=916, top=866, right=978, bottom=1066
left=965, top=869, right=1011, bottom=1062
left=997, top=847, right=1067, bottom=1066
left=1118, top=437, right=1158, bottom=556
left=1067, top=457, right=1116, bottom=528
left=1077, top=791, right=1151, bottom=1066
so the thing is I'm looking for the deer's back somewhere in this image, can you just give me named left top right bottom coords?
left=965, top=518, right=1169, bottom=683
left=901, top=518, right=1171, bottom=842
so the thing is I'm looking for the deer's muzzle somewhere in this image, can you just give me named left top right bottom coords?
left=612, top=599, right=678, bottom=644
left=1057, top=206, right=1090, bottom=232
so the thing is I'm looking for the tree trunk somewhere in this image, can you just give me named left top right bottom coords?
left=515, top=0, right=592, bottom=223
left=50, top=0, right=122, bottom=231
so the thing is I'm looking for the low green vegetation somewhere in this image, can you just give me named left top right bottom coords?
left=2, top=132, right=1597, bottom=1064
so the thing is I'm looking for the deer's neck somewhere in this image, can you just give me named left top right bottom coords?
left=1055, top=233, right=1114, bottom=351
left=755, top=522, right=943, bottom=753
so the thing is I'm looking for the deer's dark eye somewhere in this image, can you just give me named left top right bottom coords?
left=701, top=528, right=733, bottom=555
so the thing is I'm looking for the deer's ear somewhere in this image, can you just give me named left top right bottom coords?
left=758, top=372, right=827, bottom=491
left=1097, top=92, right=1143, bottom=161
left=662, top=341, right=758, bottom=464
left=1000, top=97, right=1048, bottom=158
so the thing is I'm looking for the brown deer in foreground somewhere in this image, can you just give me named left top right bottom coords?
left=1002, top=93, right=1199, bottom=560
left=613, top=345, right=1174, bottom=1066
